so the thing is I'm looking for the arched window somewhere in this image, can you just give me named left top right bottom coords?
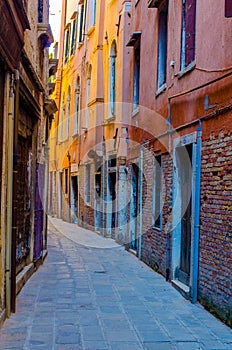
left=60, top=96, right=65, bottom=142
left=85, top=65, right=92, bottom=129
left=66, top=87, right=71, bottom=139
left=74, top=77, right=80, bottom=135
left=109, top=41, right=117, bottom=117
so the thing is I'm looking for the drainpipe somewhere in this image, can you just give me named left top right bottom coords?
left=11, top=69, right=19, bottom=313
left=102, top=137, right=106, bottom=237
left=138, top=146, right=143, bottom=259
left=6, top=74, right=14, bottom=317
left=165, top=98, right=172, bottom=281
left=192, top=120, right=202, bottom=303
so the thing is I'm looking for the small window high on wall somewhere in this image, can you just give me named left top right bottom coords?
left=157, top=1, right=168, bottom=90
left=180, top=0, right=196, bottom=70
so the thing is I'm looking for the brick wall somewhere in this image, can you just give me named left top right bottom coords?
left=141, top=147, right=173, bottom=278
left=199, top=127, right=232, bottom=326
left=78, top=163, right=95, bottom=230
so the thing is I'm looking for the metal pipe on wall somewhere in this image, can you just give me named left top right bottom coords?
left=138, top=146, right=144, bottom=260
left=5, top=74, right=14, bottom=317
left=11, top=69, right=20, bottom=313
left=192, top=120, right=202, bottom=303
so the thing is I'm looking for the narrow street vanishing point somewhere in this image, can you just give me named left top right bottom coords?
left=0, top=217, right=231, bottom=350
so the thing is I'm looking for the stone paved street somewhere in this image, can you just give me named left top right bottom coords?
left=0, top=217, right=231, bottom=350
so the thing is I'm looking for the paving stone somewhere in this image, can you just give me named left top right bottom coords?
left=143, top=342, right=176, bottom=350
left=82, top=341, right=109, bottom=349
left=109, top=341, right=143, bottom=349
left=0, top=218, right=231, bottom=349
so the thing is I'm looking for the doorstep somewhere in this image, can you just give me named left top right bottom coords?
left=171, top=279, right=190, bottom=300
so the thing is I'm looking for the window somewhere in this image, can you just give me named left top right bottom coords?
left=38, top=0, right=43, bottom=23
left=152, top=155, right=162, bottom=228
left=85, top=65, right=91, bottom=129
left=59, top=99, right=64, bottom=142
left=180, top=0, right=196, bottom=70
left=90, top=0, right=96, bottom=27
left=133, top=40, right=140, bottom=111
left=74, top=77, right=80, bottom=135
left=157, top=1, right=168, bottom=90
left=109, top=42, right=117, bottom=117
left=70, top=18, right=77, bottom=55
left=66, top=88, right=71, bottom=139
left=85, top=164, right=91, bottom=203
left=64, top=26, right=70, bottom=64
left=78, top=5, right=84, bottom=43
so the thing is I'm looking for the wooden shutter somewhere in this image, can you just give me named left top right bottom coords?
left=185, top=0, right=196, bottom=66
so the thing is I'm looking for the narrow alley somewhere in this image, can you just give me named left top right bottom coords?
left=0, top=218, right=231, bottom=350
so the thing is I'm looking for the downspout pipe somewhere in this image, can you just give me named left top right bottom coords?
left=165, top=98, right=171, bottom=281
left=11, top=69, right=19, bottom=313
left=138, top=146, right=143, bottom=260
left=6, top=75, right=14, bottom=317
left=192, top=120, right=202, bottom=303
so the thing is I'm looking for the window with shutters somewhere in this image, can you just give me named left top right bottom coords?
left=180, top=0, right=196, bottom=70
left=70, top=17, right=77, bottom=55
left=78, top=4, right=85, bottom=43
left=157, top=1, right=168, bottom=90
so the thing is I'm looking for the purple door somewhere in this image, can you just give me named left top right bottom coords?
left=34, top=163, right=45, bottom=260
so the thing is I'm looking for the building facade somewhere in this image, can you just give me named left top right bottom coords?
left=50, top=0, right=232, bottom=326
left=0, top=0, right=55, bottom=323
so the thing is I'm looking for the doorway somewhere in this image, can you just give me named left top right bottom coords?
left=172, top=138, right=197, bottom=292
left=95, top=167, right=101, bottom=232
left=130, top=164, right=139, bottom=252
left=177, top=144, right=192, bottom=286
left=71, top=175, right=78, bottom=223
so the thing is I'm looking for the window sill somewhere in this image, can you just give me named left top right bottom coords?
left=177, top=61, right=196, bottom=79
left=72, top=132, right=79, bottom=138
left=155, top=83, right=167, bottom=97
left=87, top=25, right=95, bottom=37
left=104, top=115, right=116, bottom=124
left=132, top=106, right=139, bottom=118
left=58, top=138, right=68, bottom=144
left=77, top=42, right=84, bottom=49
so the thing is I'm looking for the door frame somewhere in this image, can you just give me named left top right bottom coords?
left=172, top=132, right=198, bottom=298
